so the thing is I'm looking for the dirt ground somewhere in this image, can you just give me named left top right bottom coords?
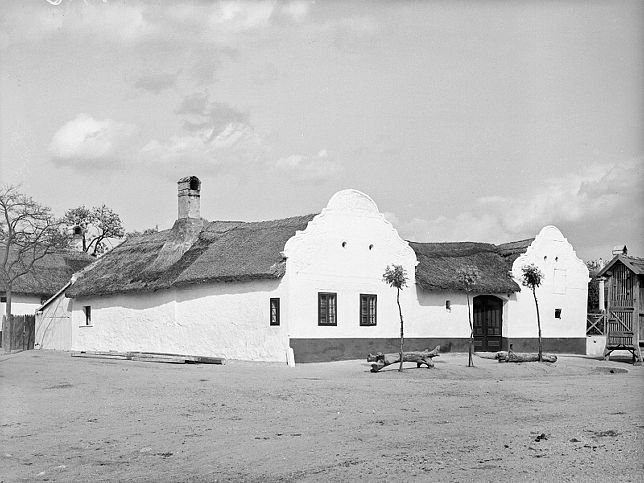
left=1, top=350, right=643, bottom=482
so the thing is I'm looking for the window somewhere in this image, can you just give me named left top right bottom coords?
left=555, top=308, right=562, bottom=319
left=360, top=294, right=377, bottom=326
left=318, top=293, right=337, bottom=326
left=0, top=296, right=6, bottom=303
left=270, top=298, right=280, bottom=326
left=83, top=306, right=92, bottom=326
left=553, top=268, right=567, bottom=294
left=445, top=300, right=451, bottom=311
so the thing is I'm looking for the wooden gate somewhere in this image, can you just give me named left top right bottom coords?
left=1, top=315, right=36, bottom=352
left=473, top=295, right=503, bottom=352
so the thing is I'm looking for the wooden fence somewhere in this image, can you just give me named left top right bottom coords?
left=586, top=313, right=606, bottom=336
left=1, top=315, right=35, bottom=352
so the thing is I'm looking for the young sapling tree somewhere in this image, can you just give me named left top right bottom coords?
left=382, top=264, right=409, bottom=372
left=521, top=264, right=545, bottom=361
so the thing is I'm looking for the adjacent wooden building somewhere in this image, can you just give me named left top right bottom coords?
left=597, top=255, right=644, bottom=363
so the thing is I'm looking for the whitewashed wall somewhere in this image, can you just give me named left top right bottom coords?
left=71, top=278, right=290, bottom=362
left=35, top=294, right=73, bottom=351
left=0, top=294, right=42, bottom=316
left=284, top=189, right=418, bottom=339
left=411, top=290, right=508, bottom=339
left=507, top=226, right=589, bottom=339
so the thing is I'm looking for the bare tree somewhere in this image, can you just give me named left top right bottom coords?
left=64, top=204, right=124, bottom=256
left=0, top=185, right=68, bottom=318
left=456, top=266, right=481, bottom=367
left=521, top=264, right=545, bottom=361
left=382, top=264, right=409, bottom=372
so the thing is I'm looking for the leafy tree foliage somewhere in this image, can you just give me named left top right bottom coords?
left=127, top=226, right=159, bottom=237
left=382, top=264, right=408, bottom=372
left=521, top=264, right=545, bottom=361
left=586, top=259, right=604, bottom=313
left=0, top=185, right=69, bottom=318
left=64, top=205, right=124, bottom=256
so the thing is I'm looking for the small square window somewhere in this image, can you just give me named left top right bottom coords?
left=318, top=293, right=337, bottom=326
left=554, top=308, right=562, bottom=319
left=360, top=294, right=377, bottom=326
left=84, top=306, right=92, bottom=325
left=270, top=298, right=280, bottom=326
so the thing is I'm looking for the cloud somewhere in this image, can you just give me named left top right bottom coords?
left=140, top=121, right=264, bottom=174
left=270, top=149, right=342, bottom=182
left=389, top=159, right=643, bottom=249
left=280, top=1, right=312, bottom=23
left=175, top=93, right=249, bottom=132
left=133, top=72, right=178, bottom=94
left=140, top=92, right=261, bottom=172
left=49, top=114, right=137, bottom=168
left=2, top=1, right=313, bottom=50
left=1, top=2, right=154, bottom=49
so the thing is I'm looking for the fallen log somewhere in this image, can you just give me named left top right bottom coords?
left=505, top=351, right=557, bottom=363
left=367, top=345, right=440, bottom=372
left=474, top=351, right=503, bottom=360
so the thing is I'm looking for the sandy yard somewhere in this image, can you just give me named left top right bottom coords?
left=1, top=350, right=643, bottom=482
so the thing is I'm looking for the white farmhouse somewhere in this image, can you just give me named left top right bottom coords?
left=55, top=176, right=588, bottom=363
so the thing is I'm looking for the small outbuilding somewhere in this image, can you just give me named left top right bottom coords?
left=596, top=254, right=644, bottom=363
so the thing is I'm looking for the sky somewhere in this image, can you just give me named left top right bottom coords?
left=1, top=0, right=642, bottom=262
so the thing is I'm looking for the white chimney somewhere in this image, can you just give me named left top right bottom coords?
left=177, top=176, right=201, bottom=220
left=612, top=245, right=627, bottom=257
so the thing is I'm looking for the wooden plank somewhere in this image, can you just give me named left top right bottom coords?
left=130, top=355, right=186, bottom=364
left=129, top=352, right=225, bottom=364
left=71, top=351, right=225, bottom=364
left=71, top=352, right=130, bottom=360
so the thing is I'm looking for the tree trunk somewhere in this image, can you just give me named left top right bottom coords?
left=5, top=283, right=11, bottom=319
left=532, top=287, right=543, bottom=362
left=467, top=292, right=473, bottom=367
left=368, top=346, right=440, bottom=372
left=397, top=288, right=404, bottom=372
left=505, top=351, right=557, bottom=363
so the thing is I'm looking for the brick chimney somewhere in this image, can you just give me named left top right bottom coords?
left=177, top=176, right=201, bottom=220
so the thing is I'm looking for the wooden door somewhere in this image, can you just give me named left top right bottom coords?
left=473, top=296, right=503, bottom=352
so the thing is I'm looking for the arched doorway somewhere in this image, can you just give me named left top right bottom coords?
left=473, top=295, right=503, bottom=352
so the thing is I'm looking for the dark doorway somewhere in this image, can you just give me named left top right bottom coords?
left=473, top=295, right=503, bottom=352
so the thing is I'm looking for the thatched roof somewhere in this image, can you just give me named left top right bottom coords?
left=409, top=240, right=532, bottom=293
left=67, top=215, right=316, bottom=298
left=0, top=249, right=94, bottom=297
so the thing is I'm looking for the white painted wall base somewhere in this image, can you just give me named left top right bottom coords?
left=586, top=335, right=606, bottom=358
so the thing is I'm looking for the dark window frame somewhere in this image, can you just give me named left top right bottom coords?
left=360, top=294, right=377, bottom=326
left=318, top=292, right=337, bottom=326
left=270, top=298, right=280, bottom=326
left=84, top=305, right=92, bottom=326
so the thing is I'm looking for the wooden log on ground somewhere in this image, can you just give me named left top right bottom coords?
left=474, top=352, right=503, bottom=360
left=367, top=345, right=440, bottom=372
left=504, top=351, right=557, bottom=363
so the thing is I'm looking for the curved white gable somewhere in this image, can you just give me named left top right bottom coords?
left=283, top=189, right=418, bottom=340
left=507, top=225, right=589, bottom=339
left=325, top=189, right=380, bottom=214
